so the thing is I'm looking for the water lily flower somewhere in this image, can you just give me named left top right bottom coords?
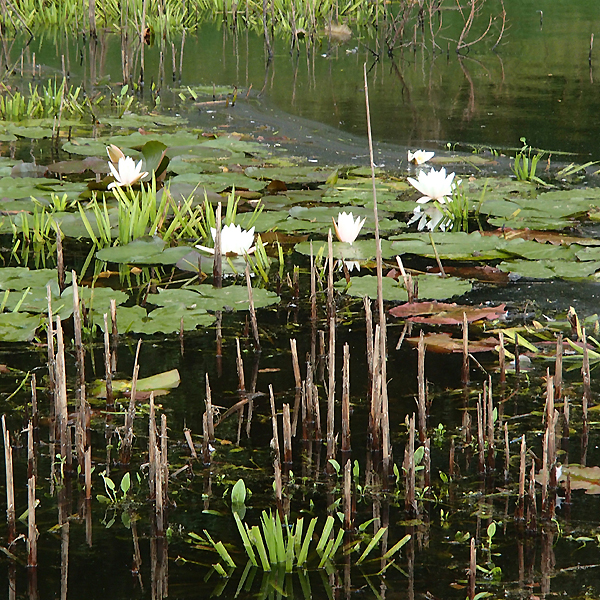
left=196, top=223, right=256, bottom=255
left=332, top=212, right=366, bottom=245
left=407, top=205, right=447, bottom=232
left=408, top=149, right=435, bottom=165
left=337, top=259, right=361, bottom=272
left=107, top=145, right=148, bottom=189
left=407, top=167, right=456, bottom=204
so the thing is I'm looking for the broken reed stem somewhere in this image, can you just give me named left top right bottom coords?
left=364, top=296, right=374, bottom=378
left=499, top=331, right=505, bottom=384
left=2, top=415, right=16, bottom=543
left=110, top=298, right=118, bottom=373
left=149, top=393, right=157, bottom=498
left=327, top=228, right=334, bottom=319
left=283, top=404, right=292, bottom=464
left=71, top=271, right=85, bottom=403
left=468, top=537, right=476, bottom=600
left=344, top=459, right=352, bottom=529
left=205, top=373, right=214, bottom=442
left=56, top=225, right=65, bottom=293
left=504, top=422, right=510, bottom=481
left=274, top=456, right=283, bottom=504
left=449, top=437, right=455, bottom=479
left=184, top=427, right=197, bottom=459
left=516, top=434, right=526, bottom=519
left=46, top=284, right=55, bottom=393
left=245, top=263, right=261, bottom=350
left=486, top=376, right=495, bottom=471
left=27, top=472, right=37, bottom=567
left=341, top=343, right=351, bottom=454
left=160, top=414, right=168, bottom=508
left=545, top=370, right=555, bottom=483
left=213, top=202, right=222, bottom=288
left=327, top=315, right=336, bottom=464
left=554, top=333, right=563, bottom=400
left=235, top=338, right=246, bottom=391
left=121, top=339, right=142, bottom=464
left=55, top=317, right=69, bottom=472
left=269, top=384, right=281, bottom=465
left=395, top=256, right=412, bottom=302
left=370, top=325, right=382, bottom=450
left=403, top=414, right=417, bottom=515
left=290, top=338, right=301, bottom=389
left=462, top=312, right=469, bottom=385
left=582, top=328, right=591, bottom=422
left=541, top=429, right=548, bottom=516
left=202, top=412, right=210, bottom=465
left=514, top=337, right=520, bottom=375
left=103, top=314, right=113, bottom=408
left=31, top=374, right=38, bottom=446
left=310, top=241, right=317, bottom=321
left=85, top=446, right=92, bottom=500
left=417, top=330, right=426, bottom=443
left=477, top=394, right=485, bottom=474
left=528, top=460, right=537, bottom=531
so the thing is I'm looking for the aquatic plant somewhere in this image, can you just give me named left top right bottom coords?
left=196, top=223, right=256, bottom=256
left=332, top=211, right=366, bottom=245
left=107, top=145, right=149, bottom=189
left=512, top=139, right=545, bottom=184
left=407, top=150, right=435, bottom=165
left=407, top=167, right=456, bottom=205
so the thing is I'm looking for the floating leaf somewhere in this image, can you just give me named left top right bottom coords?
left=390, top=302, right=507, bottom=324
left=406, top=332, right=499, bottom=353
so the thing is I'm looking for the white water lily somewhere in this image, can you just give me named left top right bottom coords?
left=107, top=145, right=148, bottom=189
left=407, top=149, right=434, bottom=165
left=338, top=259, right=361, bottom=272
left=332, top=211, right=366, bottom=245
left=196, top=223, right=256, bottom=255
left=407, top=205, right=447, bottom=232
left=407, top=167, right=456, bottom=204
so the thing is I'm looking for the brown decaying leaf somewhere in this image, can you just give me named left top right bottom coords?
left=390, top=302, right=507, bottom=325
left=406, top=332, right=499, bottom=353
left=556, top=465, right=600, bottom=494
left=427, top=265, right=510, bottom=284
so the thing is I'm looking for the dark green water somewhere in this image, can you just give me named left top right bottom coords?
left=2, top=3, right=600, bottom=599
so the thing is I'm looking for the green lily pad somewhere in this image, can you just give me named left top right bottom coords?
left=0, top=267, right=71, bottom=292
left=0, top=312, right=43, bottom=342
left=148, top=284, right=280, bottom=311
left=96, top=238, right=194, bottom=265
left=497, top=260, right=600, bottom=279
left=335, top=274, right=472, bottom=301
left=245, top=166, right=335, bottom=184
left=295, top=239, right=396, bottom=260
left=169, top=172, right=265, bottom=192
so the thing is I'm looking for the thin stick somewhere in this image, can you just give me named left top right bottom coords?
left=417, top=330, right=426, bottom=442
left=27, top=474, right=37, bottom=567
left=428, top=233, right=446, bottom=277
left=364, top=296, right=373, bottom=378
left=269, top=385, right=281, bottom=465
left=499, top=331, right=505, bottom=384
left=341, top=343, right=351, bottom=454
left=103, top=314, right=113, bottom=407
left=245, top=263, right=260, bottom=350
left=468, top=537, right=476, bottom=600
left=184, top=427, right=197, bottom=459
left=2, top=415, right=15, bottom=542
left=310, top=241, right=317, bottom=321
left=282, top=404, right=292, bottom=464
left=110, top=298, right=118, bottom=373
left=236, top=338, right=246, bottom=391
left=462, top=312, right=469, bottom=385
left=56, top=225, right=65, bottom=293
left=205, top=373, right=214, bottom=442
left=327, top=314, right=336, bottom=463
left=46, top=284, right=55, bottom=393
left=213, top=202, right=222, bottom=288
left=290, top=338, right=301, bottom=389
left=55, top=317, right=69, bottom=471
left=554, top=333, right=563, bottom=400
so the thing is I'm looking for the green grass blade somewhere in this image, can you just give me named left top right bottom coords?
left=316, top=515, right=335, bottom=554
left=382, top=534, right=411, bottom=560
left=356, top=527, right=387, bottom=565
left=233, top=512, right=258, bottom=566
left=249, top=525, right=270, bottom=571
left=297, top=517, right=317, bottom=566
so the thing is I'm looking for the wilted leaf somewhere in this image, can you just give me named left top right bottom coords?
left=406, top=332, right=499, bottom=353
left=390, top=302, right=507, bottom=325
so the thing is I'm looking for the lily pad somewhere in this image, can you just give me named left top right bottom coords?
left=405, top=332, right=499, bottom=353
left=295, top=239, right=396, bottom=260
left=390, top=302, right=507, bottom=324
left=96, top=238, right=194, bottom=265
left=0, top=312, right=43, bottom=342
left=335, top=274, right=472, bottom=301
left=149, top=284, right=280, bottom=311
left=497, top=260, right=600, bottom=279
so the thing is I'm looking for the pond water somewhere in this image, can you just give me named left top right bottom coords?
left=2, top=2, right=600, bottom=600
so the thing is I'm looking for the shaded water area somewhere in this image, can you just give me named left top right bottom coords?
left=3, top=2, right=600, bottom=600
